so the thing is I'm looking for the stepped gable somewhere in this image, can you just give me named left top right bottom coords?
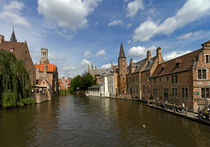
left=152, top=49, right=202, bottom=77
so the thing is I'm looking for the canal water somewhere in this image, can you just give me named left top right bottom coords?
left=0, top=95, right=210, bottom=146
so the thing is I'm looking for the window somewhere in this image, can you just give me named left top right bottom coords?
left=206, top=55, right=210, bottom=63
left=172, top=88, right=177, bottom=97
left=201, top=88, right=210, bottom=98
left=176, top=63, right=180, bottom=68
left=159, top=78, right=161, bottom=82
left=182, top=88, right=188, bottom=98
left=143, top=86, right=146, bottom=93
left=153, top=88, right=157, bottom=96
left=167, top=76, right=169, bottom=82
left=161, top=67, right=164, bottom=72
left=172, top=75, right=178, bottom=83
left=147, top=73, right=150, bottom=80
left=153, top=78, right=157, bottom=83
left=198, top=69, right=207, bottom=79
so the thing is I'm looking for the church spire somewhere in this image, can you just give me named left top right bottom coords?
left=10, top=25, right=17, bottom=42
left=119, top=42, right=125, bottom=58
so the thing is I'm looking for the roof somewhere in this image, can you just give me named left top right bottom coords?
left=133, top=58, right=147, bottom=73
left=35, top=64, right=57, bottom=73
left=119, top=42, right=126, bottom=58
left=151, top=49, right=202, bottom=78
left=142, top=56, right=157, bottom=72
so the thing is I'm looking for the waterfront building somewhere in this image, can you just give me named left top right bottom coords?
left=58, top=77, right=71, bottom=90
left=99, top=66, right=117, bottom=97
left=140, top=48, right=164, bottom=101
left=35, top=48, right=59, bottom=97
left=151, top=41, right=210, bottom=112
left=88, top=63, right=105, bottom=84
left=0, top=30, right=36, bottom=85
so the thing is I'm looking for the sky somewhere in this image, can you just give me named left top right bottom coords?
left=0, top=0, right=210, bottom=78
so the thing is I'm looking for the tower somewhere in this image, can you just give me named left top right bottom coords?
left=10, top=26, right=17, bottom=42
left=40, top=48, right=49, bottom=64
left=118, top=42, right=127, bottom=95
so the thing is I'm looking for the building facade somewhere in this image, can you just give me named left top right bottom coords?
left=58, top=77, right=71, bottom=90
left=0, top=30, right=36, bottom=85
left=151, top=41, right=210, bottom=111
left=35, top=48, right=59, bottom=96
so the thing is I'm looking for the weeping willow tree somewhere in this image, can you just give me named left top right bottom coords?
left=0, top=50, right=33, bottom=108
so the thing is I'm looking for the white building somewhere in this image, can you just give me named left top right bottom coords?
left=99, top=67, right=116, bottom=98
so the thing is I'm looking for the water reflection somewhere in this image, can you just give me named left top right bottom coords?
left=0, top=95, right=210, bottom=146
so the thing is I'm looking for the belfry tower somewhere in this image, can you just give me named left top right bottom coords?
left=118, top=42, right=127, bottom=95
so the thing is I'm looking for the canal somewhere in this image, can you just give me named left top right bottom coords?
left=0, top=95, right=210, bottom=146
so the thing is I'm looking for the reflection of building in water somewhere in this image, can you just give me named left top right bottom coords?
left=35, top=48, right=59, bottom=102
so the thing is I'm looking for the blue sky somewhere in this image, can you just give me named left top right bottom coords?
left=0, top=0, right=210, bottom=77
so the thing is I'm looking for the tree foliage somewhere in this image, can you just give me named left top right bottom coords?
left=70, top=73, right=94, bottom=93
left=0, top=50, right=32, bottom=108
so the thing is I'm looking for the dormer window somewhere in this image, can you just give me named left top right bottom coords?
left=176, top=63, right=180, bottom=68
left=206, top=55, right=210, bottom=63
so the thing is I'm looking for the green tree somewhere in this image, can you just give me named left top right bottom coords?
left=82, top=73, right=94, bottom=90
left=70, top=73, right=94, bottom=93
left=0, top=50, right=32, bottom=108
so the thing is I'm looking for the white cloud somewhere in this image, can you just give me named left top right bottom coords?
left=83, top=51, right=92, bottom=57
left=108, top=19, right=122, bottom=26
left=163, top=50, right=192, bottom=61
left=133, top=0, right=210, bottom=42
left=101, top=63, right=117, bottom=69
left=0, top=1, right=30, bottom=28
left=64, top=65, right=76, bottom=72
left=133, top=19, right=158, bottom=42
left=126, top=0, right=144, bottom=17
left=95, top=50, right=106, bottom=56
left=128, top=45, right=156, bottom=57
left=176, top=30, right=203, bottom=40
left=101, top=64, right=112, bottom=69
left=80, top=59, right=91, bottom=66
left=38, top=0, right=101, bottom=31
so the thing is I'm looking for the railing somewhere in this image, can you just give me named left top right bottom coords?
left=147, top=99, right=210, bottom=122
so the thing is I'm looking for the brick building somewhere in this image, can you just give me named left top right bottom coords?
left=0, top=30, right=36, bottom=85
left=151, top=41, right=210, bottom=111
left=35, top=48, right=59, bottom=96
left=58, top=77, right=71, bottom=90
left=127, top=48, right=163, bottom=100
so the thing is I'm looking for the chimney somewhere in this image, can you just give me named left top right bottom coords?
left=147, top=50, right=151, bottom=61
left=0, top=35, right=4, bottom=44
left=156, top=47, right=163, bottom=64
left=202, top=40, right=210, bottom=49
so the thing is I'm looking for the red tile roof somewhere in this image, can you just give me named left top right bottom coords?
left=35, top=64, right=57, bottom=72
left=151, top=49, right=202, bottom=78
